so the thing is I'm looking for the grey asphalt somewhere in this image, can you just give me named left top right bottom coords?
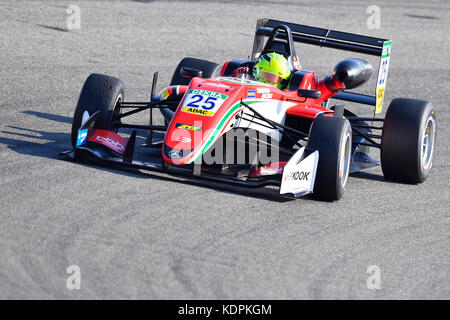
left=0, top=0, right=449, bottom=299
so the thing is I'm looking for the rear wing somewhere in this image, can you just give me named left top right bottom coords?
left=252, top=18, right=392, bottom=114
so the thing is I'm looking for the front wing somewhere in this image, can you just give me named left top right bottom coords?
left=61, top=125, right=319, bottom=198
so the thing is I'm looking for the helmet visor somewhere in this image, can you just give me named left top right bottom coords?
left=260, top=71, right=283, bottom=84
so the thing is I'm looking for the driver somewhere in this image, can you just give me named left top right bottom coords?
left=233, top=52, right=292, bottom=90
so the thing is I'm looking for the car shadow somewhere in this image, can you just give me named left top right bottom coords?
left=1, top=110, right=295, bottom=203
left=0, top=126, right=153, bottom=181
left=21, top=110, right=73, bottom=123
left=350, top=171, right=386, bottom=182
left=36, top=24, right=70, bottom=33
left=350, top=170, right=407, bottom=185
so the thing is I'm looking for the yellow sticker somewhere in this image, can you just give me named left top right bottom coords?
left=175, top=123, right=202, bottom=131
left=181, top=107, right=214, bottom=116
left=163, top=89, right=170, bottom=99
left=376, top=87, right=385, bottom=114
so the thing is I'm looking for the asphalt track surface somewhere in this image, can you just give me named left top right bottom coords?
left=0, top=0, right=449, bottom=299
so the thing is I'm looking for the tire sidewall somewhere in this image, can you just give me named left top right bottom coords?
left=335, top=121, right=352, bottom=199
left=416, top=104, right=436, bottom=182
left=307, top=116, right=352, bottom=201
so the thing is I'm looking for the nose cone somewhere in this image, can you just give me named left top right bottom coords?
left=163, top=124, right=199, bottom=164
left=163, top=77, right=243, bottom=165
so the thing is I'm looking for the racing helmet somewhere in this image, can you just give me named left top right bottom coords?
left=253, top=52, right=292, bottom=89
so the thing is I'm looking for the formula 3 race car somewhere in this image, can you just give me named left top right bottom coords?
left=61, top=18, right=437, bottom=201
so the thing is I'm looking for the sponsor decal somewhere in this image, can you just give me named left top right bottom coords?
left=256, top=87, right=270, bottom=94
left=168, top=149, right=182, bottom=159
left=96, top=135, right=125, bottom=152
left=376, top=87, right=385, bottom=111
left=189, top=89, right=226, bottom=99
left=87, top=129, right=128, bottom=154
left=247, top=89, right=256, bottom=98
left=279, top=148, right=318, bottom=197
left=181, top=107, right=214, bottom=116
left=261, top=93, right=272, bottom=99
left=181, top=89, right=227, bottom=117
left=289, top=171, right=310, bottom=181
left=76, top=129, right=88, bottom=147
left=176, top=136, right=191, bottom=143
left=375, top=40, right=392, bottom=114
left=175, top=123, right=202, bottom=131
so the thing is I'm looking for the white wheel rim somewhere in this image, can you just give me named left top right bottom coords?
left=421, top=116, right=436, bottom=171
left=339, top=132, right=351, bottom=188
left=111, top=94, right=123, bottom=129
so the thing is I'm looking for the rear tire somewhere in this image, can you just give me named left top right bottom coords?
left=307, top=116, right=352, bottom=201
left=381, top=98, right=436, bottom=183
left=71, top=73, right=124, bottom=147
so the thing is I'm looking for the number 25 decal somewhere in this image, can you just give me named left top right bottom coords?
left=186, top=95, right=218, bottom=110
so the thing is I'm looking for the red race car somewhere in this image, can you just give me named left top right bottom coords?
left=62, top=19, right=437, bottom=201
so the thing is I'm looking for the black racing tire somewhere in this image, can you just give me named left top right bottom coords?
left=381, top=98, right=436, bottom=183
left=165, top=57, right=221, bottom=123
left=170, top=57, right=221, bottom=86
left=307, top=116, right=352, bottom=201
left=71, top=73, right=124, bottom=147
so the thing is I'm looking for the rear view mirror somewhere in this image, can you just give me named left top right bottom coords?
left=297, top=89, right=321, bottom=99
left=180, top=67, right=203, bottom=79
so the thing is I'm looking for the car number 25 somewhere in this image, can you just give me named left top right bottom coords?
left=186, top=95, right=217, bottom=110
left=182, top=90, right=227, bottom=116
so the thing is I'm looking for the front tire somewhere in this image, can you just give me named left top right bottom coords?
left=71, top=73, right=124, bottom=147
left=381, top=98, right=436, bottom=183
left=307, top=116, right=352, bottom=201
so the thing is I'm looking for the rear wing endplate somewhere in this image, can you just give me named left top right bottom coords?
left=252, top=18, right=392, bottom=114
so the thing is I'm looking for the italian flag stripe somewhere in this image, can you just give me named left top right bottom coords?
left=192, top=100, right=263, bottom=162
